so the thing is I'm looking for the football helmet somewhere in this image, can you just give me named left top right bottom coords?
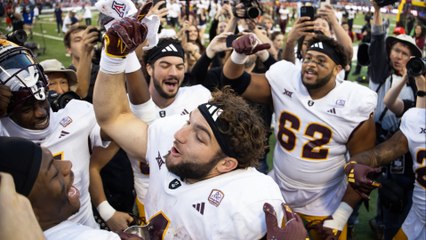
left=0, top=39, right=48, bottom=113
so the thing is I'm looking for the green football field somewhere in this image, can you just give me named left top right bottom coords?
left=0, top=10, right=399, bottom=239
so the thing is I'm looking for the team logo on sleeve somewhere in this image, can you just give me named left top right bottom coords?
left=59, top=116, right=72, bottom=127
left=208, top=189, right=224, bottom=207
left=111, top=0, right=126, bottom=18
left=335, top=99, right=346, bottom=107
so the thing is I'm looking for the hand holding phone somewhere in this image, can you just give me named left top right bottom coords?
left=226, top=34, right=239, bottom=48
left=300, top=6, right=315, bottom=20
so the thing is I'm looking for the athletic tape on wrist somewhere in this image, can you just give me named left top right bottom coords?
left=125, top=52, right=141, bottom=73
left=230, top=51, right=249, bottom=65
left=97, top=200, right=116, bottom=222
left=323, top=202, right=353, bottom=231
left=100, top=50, right=126, bottom=74
left=130, top=98, right=157, bottom=125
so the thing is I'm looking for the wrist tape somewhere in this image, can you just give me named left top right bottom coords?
left=323, top=202, right=353, bottom=231
left=100, top=50, right=126, bottom=74
left=230, top=51, right=249, bottom=65
left=97, top=200, right=116, bottom=222
left=125, top=52, right=141, bottom=74
left=130, top=98, right=157, bottom=125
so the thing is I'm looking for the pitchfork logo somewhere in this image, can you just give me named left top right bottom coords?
left=111, top=1, right=126, bottom=18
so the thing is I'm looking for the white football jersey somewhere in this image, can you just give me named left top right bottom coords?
left=130, top=85, right=211, bottom=203
left=143, top=115, right=285, bottom=239
left=0, top=100, right=106, bottom=228
left=265, top=61, right=377, bottom=216
left=400, top=108, right=426, bottom=239
left=44, top=220, right=120, bottom=240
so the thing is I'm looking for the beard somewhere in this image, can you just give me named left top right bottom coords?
left=152, top=75, right=180, bottom=99
left=165, top=152, right=223, bottom=181
left=303, top=69, right=334, bottom=90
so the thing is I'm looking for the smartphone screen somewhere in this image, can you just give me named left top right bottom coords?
left=300, top=6, right=315, bottom=20
left=226, top=34, right=239, bottom=48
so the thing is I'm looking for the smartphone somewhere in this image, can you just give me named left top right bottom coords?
left=300, top=6, right=315, bottom=20
left=226, top=34, right=239, bottom=48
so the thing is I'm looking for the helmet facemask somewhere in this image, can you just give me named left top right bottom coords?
left=0, top=42, right=48, bottom=114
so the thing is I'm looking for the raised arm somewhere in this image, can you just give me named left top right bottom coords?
left=383, top=73, right=408, bottom=116
left=222, top=34, right=273, bottom=104
left=94, top=3, right=152, bottom=160
left=317, top=5, right=353, bottom=62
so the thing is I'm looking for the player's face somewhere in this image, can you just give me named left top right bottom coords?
left=28, top=148, right=80, bottom=225
left=389, top=42, right=411, bottom=74
left=301, top=51, right=337, bottom=90
left=166, top=109, right=225, bottom=181
left=47, top=72, right=70, bottom=94
left=9, top=98, right=50, bottom=130
left=148, top=56, right=185, bottom=100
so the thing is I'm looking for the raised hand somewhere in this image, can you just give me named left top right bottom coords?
left=263, top=202, right=308, bottom=240
left=232, top=33, right=270, bottom=55
left=104, top=2, right=152, bottom=58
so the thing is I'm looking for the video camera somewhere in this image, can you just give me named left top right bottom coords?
left=5, top=29, right=28, bottom=46
left=47, top=90, right=81, bottom=112
left=233, top=0, right=263, bottom=19
left=407, top=57, right=426, bottom=77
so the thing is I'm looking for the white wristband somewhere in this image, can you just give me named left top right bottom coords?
left=323, top=202, right=353, bottom=231
left=100, top=50, right=126, bottom=74
left=97, top=200, right=116, bottom=222
left=230, top=51, right=249, bottom=65
left=130, top=98, right=157, bottom=125
left=125, top=52, right=141, bottom=74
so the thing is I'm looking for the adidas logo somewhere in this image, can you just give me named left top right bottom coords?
left=59, top=130, right=70, bottom=138
left=161, top=44, right=178, bottom=53
left=310, top=42, right=324, bottom=49
left=204, top=104, right=223, bottom=121
left=327, top=108, right=336, bottom=114
left=192, top=202, right=205, bottom=215
left=181, top=109, right=189, bottom=115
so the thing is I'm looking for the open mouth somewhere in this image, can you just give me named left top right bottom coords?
left=34, top=117, right=49, bottom=128
left=304, top=69, right=317, bottom=79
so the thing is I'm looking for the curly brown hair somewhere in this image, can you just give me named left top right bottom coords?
left=208, top=87, right=266, bottom=169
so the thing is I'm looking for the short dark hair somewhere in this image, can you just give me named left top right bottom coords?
left=63, top=25, right=87, bottom=49
left=208, top=87, right=266, bottom=168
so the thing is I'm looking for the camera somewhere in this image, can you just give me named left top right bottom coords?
left=375, top=0, right=399, bottom=7
left=48, top=90, right=81, bottom=112
left=89, top=28, right=103, bottom=44
left=88, top=28, right=105, bottom=65
left=6, top=29, right=28, bottom=46
left=407, top=57, right=426, bottom=77
left=233, top=0, right=263, bottom=19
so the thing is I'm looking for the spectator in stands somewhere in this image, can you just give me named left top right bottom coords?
left=413, top=23, right=425, bottom=52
